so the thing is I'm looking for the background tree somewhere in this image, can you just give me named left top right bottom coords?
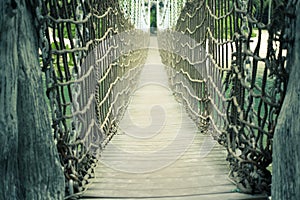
left=272, top=0, right=300, bottom=199
left=0, top=1, right=64, bottom=199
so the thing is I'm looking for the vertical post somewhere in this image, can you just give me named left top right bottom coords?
left=272, top=1, right=300, bottom=199
left=148, top=0, right=151, bottom=30
left=156, top=0, right=159, bottom=30
left=0, top=1, right=65, bottom=199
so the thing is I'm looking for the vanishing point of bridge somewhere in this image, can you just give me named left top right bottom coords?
left=32, top=0, right=294, bottom=199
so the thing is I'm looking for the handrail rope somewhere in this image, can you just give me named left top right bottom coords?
left=170, top=69, right=226, bottom=122
left=158, top=0, right=169, bottom=27
left=63, top=61, right=142, bottom=119
left=206, top=4, right=234, bottom=21
left=172, top=79, right=206, bottom=103
left=51, top=27, right=118, bottom=54
left=177, top=1, right=204, bottom=22
left=46, top=6, right=115, bottom=24
left=95, top=48, right=146, bottom=115
left=100, top=66, right=142, bottom=129
left=56, top=36, right=146, bottom=86
left=171, top=83, right=208, bottom=121
left=97, top=60, right=142, bottom=112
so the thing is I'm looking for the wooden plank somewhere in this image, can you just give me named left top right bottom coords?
left=81, top=193, right=267, bottom=200
left=80, top=37, right=266, bottom=200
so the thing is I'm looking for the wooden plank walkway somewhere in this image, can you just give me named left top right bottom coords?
left=80, top=37, right=267, bottom=200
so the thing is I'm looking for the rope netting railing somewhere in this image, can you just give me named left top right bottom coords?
left=120, top=0, right=150, bottom=30
left=158, top=0, right=187, bottom=30
left=158, top=0, right=293, bottom=194
left=37, top=0, right=148, bottom=197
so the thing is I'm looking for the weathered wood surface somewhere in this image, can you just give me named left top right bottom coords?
left=80, top=37, right=267, bottom=200
left=0, top=1, right=64, bottom=199
left=272, top=1, right=300, bottom=199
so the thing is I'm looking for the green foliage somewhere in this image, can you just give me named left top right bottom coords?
left=63, top=23, right=77, bottom=38
left=150, top=5, right=157, bottom=27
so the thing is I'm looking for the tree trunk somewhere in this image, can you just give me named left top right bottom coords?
left=0, top=1, right=65, bottom=199
left=272, top=1, right=300, bottom=199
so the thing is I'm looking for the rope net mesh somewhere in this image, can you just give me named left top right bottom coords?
left=38, top=0, right=148, bottom=197
left=158, top=0, right=293, bottom=194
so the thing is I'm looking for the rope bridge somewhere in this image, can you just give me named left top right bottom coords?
left=35, top=0, right=295, bottom=198
left=37, top=0, right=148, bottom=197
left=158, top=0, right=292, bottom=195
